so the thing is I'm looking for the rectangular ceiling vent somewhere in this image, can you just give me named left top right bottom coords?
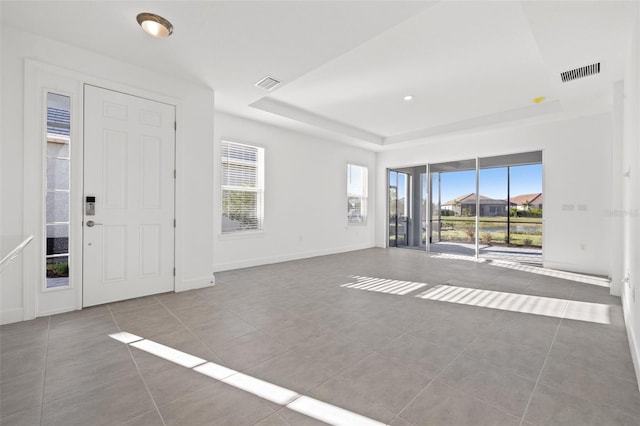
left=255, top=76, right=281, bottom=91
left=560, top=62, right=600, bottom=83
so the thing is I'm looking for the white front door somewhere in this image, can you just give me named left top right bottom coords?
left=83, top=85, right=175, bottom=307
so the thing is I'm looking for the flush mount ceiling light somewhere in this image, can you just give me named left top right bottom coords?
left=532, top=96, right=546, bottom=104
left=136, top=13, right=173, bottom=38
left=404, top=95, right=414, bottom=101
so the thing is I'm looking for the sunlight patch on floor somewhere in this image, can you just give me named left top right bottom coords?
left=429, top=253, right=489, bottom=263
left=109, top=333, right=386, bottom=426
left=416, top=284, right=611, bottom=324
left=489, top=259, right=611, bottom=287
left=341, top=275, right=427, bottom=295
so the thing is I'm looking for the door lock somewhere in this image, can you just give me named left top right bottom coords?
left=86, top=220, right=102, bottom=227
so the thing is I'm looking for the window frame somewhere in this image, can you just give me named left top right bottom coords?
left=220, top=140, right=265, bottom=235
left=347, top=162, right=368, bottom=225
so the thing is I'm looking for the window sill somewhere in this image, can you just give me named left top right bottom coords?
left=219, top=230, right=265, bottom=240
left=347, top=222, right=368, bottom=227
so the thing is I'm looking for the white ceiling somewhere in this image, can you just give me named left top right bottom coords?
left=1, top=1, right=637, bottom=150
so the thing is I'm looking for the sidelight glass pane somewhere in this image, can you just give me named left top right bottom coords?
left=47, top=157, right=70, bottom=190
left=45, top=93, right=71, bottom=288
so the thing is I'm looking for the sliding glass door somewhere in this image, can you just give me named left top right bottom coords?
left=428, top=152, right=543, bottom=264
left=428, top=159, right=477, bottom=256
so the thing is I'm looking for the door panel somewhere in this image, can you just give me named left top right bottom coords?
left=83, top=85, right=175, bottom=307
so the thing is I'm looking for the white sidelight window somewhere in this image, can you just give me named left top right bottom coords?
left=221, top=141, right=265, bottom=233
left=347, top=163, right=368, bottom=224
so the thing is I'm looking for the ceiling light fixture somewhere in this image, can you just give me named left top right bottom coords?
left=136, top=13, right=173, bottom=38
left=532, top=96, right=546, bottom=104
left=404, top=95, right=414, bottom=101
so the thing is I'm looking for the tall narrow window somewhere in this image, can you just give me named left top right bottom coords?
left=221, top=141, right=265, bottom=233
left=347, top=164, right=368, bottom=224
left=45, top=93, right=71, bottom=288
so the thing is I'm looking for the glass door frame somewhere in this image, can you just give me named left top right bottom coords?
left=427, top=152, right=543, bottom=260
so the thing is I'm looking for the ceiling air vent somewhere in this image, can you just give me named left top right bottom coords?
left=560, top=62, right=600, bottom=83
left=255, top=76, right=281, bottom=90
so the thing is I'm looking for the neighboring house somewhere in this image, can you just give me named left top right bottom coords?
left=442, top=193, right=508, bottom=216
left=510, top=193, right=543, bottom=210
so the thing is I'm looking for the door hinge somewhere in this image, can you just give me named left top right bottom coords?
left=174, top=170, right=176, bottom=179
left=174, top=121, right=177, bottom=131
left=173, top=267, right=176, bottom=277
left=173, top=219, right=176, bottom=227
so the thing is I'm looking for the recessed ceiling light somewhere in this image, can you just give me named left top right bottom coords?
left=404, top=95, right=414, bottom=101
left=532, top=96, right=545, bottom=104
left=137, top=13, right=173, bottom=38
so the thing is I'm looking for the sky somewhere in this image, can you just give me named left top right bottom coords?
left=431, top=164, right=542, bottom=203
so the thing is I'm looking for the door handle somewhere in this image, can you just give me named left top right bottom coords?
left=86, top=220, right=103, bottom=227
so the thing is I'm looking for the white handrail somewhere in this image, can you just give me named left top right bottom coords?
left=0, top=235, right=34, bottom=273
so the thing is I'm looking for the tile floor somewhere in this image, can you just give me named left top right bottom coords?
left=1, top=248, right=638, bottom=425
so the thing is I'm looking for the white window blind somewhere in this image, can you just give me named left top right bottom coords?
left=221, top=141, right=264, bottom=233
left=347, top=164, right=368, bottom=224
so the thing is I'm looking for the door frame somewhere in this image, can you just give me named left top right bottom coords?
left=82, top=84, right=177, bottom=307
left=387, top=168, right=413, bottom=248
left=23, top=60, right=183, bottom=319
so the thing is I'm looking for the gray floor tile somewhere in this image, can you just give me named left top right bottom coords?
left=215, top=330, right=293, bottom=371
left=337, top=352, right=432, bottom=414
left=439, top=354, right=536, bottom=417
left=306, top=377, right=396, bottom=424
left=389, top=417, right=415, bottom=426
left=42, top=375, right=155, bottom=426
left=376, top=333, right=461, bottom=377
left=463, top=334, right=549, bottom=380
left=524, top=383, right=640, bottom=426
left=407, top=314, right=486, bottom=351
left=399, top=380, right=520, bottom=426
left=48, top=305, right=110, bottom=326
left=254, top=412, right=291, bottom=426
left=131, top=349, right=216, bottom=406
left=540, top=355, right=640, bottom=418
left=108, top=295, right=161, bottom=313
left=117, top=409, right=165, bottom=426
left=0, top=345, right=46, bottom=382
left=0, top=325, right=48, bottom=355
left=0, top=405, right=42, bottom=426
left=289, top=332, right=372, bottom=374
left=111, top=304, right=186, bottom=339
left=2, top=248, right=637, bottom=426
left=192, top=315, right=259, bottom=348
left=273, top=407, right=328, bottom=425
left=0, top=371, right=44, bottom=418
left=136, top=327, right=225, bottom=364
left=43, top=343, right=137, bottom=403
left=551, top=319, right=636, bottom=384
left=158, top=381, right=275, bottom=426
left=246, top=349, right=337, bottom=394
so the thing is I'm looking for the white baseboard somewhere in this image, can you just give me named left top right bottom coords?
left=543, top=260, right=609, bottom=278
left=37, top=306, right=78, bottom=317
left=0, top=308, right=24, bottom=325
left=213, top=243, right=374, bottom=272
left=177, top=276, right=215, bottom=292
left=622, top=291, right=640, bottom=391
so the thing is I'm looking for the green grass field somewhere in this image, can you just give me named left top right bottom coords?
left=432, top=216, right=542, bottom=247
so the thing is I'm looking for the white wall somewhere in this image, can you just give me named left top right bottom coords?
left=213, top=112, right=376, bottom=271
left=621, top=4, right=640, bottom=389
left=376, top=113, right=613, bottom=276
left=0, top=26, right=215, bottom=323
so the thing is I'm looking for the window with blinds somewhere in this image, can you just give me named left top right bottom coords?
left=221, top=141, right=265, bottom=233
left=347, top=163, right=368, bottom=224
